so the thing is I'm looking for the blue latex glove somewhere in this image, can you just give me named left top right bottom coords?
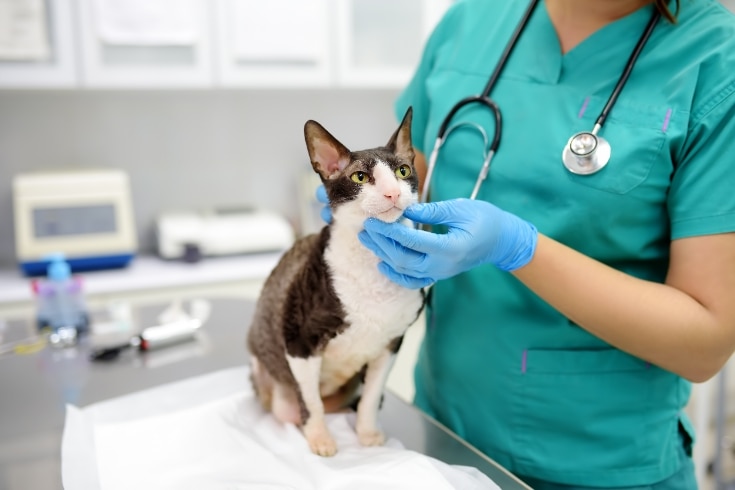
left=358, top=198, right=538, bottom=289
left=316, top=184, right=332, bottom=224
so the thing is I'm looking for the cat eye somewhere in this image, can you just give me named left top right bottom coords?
left=351, top=171, right=368, bottom=184
left=395, top=165, right=412, bottom=179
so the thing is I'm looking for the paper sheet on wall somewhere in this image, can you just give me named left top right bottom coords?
left=0, top=0, right=50, bottom=60
left=93, top=0, right=199, bottom=46
left=230, top=0, right=322, bottom=63
left=61, top=367, right=500, bottom=490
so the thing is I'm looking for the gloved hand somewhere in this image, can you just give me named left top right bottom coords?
left=358, top=198, right=538, bottom=289
left=316, top=184, right=332, bottom=224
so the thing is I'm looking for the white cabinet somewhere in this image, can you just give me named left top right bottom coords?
left=76, top=0, right=214, bottom=87
left=213, top=0, right=334, bottom=88
left=214, top=0, right=451, bottom=89
left=335, top=0, right=451, bottom=88
left=0, top=0, right=77, bottom=88
left=0, top=0, right=452, bottom=89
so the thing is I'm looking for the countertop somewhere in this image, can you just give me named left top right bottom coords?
left=0, top=253, right=283, bottom=315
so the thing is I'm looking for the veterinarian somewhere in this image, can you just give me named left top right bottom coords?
left=354, top=0, right=735, bottom=488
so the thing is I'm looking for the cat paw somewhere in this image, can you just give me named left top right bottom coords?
left=357, top=428, right=385, bottom=447
left=307, top=432, right=338, bottom=457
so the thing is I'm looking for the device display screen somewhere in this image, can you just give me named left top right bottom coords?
left=33, top=204, right=117, bottom=238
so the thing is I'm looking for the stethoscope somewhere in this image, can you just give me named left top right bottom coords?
left=420, top=0, right=661, bottom=203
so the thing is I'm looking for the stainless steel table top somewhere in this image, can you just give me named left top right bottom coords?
left=0, top=298, right=530, bottom=489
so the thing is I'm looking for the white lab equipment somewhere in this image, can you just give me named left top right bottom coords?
left=12, top=169, right=138, bottom=276
left=156, top=207, right=294, bottom=261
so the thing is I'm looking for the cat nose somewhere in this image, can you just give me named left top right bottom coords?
left=384, top=188, right=400, bottom=204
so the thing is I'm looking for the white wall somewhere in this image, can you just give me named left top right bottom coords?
left=0, top=89, right=401, bottom=267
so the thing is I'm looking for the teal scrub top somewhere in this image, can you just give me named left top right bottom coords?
left=396, top=0, right=735, bottom=486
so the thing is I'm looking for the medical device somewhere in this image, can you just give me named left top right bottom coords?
left=13, top=169, right=138, bottom=276
left=156, top=207, right=294, bottom=261
left=421, top=0, right=661, bottom=202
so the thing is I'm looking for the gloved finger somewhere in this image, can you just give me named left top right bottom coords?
left=358, top=229, right=428, bottom=276
left=315, top=184, right=329, bottom=204
left=403, top=200, right=471, bottom=228
left=363, top=218, right=448, bottom=255
left=357, top=230, right=389, bottom=261
left=320, top=205, right=332, bottom=224
left=359, top=230, right=427, bottom=285
left=314, top=185, right=332, bottom=223
left=377, top=262, right=434, bottom=289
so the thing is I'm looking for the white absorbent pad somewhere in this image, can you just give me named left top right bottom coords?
left=61, top=366, right=500, bottom=490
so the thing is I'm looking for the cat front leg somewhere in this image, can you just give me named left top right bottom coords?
left=355, top=348, right=396, bottom=446
left=286, top=354, right=337, bottom=456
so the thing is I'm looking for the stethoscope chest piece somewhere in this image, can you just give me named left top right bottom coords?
left=562, top=131, right=611, bottom=175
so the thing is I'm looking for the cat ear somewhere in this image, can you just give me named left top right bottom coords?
left=304, top=120, right=351, bottom=180
left=385, top=107, right=415, bottom=162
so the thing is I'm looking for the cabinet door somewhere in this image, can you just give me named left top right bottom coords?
left=334, top=0, right=451, bottom=88
left=0, top=0, right=77, bottom=88
left=214, top=0, right=333, bottom=88
left=76, top=0, right=214, bottom=87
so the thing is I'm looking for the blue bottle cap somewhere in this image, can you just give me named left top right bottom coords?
left=46, top=253, right=71, bottom=281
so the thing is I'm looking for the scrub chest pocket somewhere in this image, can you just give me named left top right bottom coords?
left=564, top=98, right=671, bottom=195
left=512, top=347, right=691, bottom=484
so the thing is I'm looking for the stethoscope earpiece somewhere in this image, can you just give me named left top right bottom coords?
left=562, top=131, right=612, bottom=175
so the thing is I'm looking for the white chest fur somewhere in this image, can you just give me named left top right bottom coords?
left=319, top=223, right=423, bottom=395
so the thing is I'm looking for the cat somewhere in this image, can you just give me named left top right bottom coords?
left=246, top=107, right=425, bottom=457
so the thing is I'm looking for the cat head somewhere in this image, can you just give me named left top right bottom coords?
left=304, top=107, right=418, bottom=227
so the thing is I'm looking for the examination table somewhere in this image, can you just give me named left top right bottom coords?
left=0, top=298, right=530, bottom=489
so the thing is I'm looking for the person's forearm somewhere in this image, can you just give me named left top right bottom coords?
left=512, top=234, right=733, bottom=382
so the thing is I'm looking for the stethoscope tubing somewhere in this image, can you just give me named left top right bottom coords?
left=421, top=0, right=660, bottom=203
left=475, top=0, right=540, bottom=104
left=562, top=7, right=660, bottom=174
left=420, top=0, right=539, bottom=204
left=594, top=9, right=661, bottom=131
left=420, top=96, right=501, bottom=203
